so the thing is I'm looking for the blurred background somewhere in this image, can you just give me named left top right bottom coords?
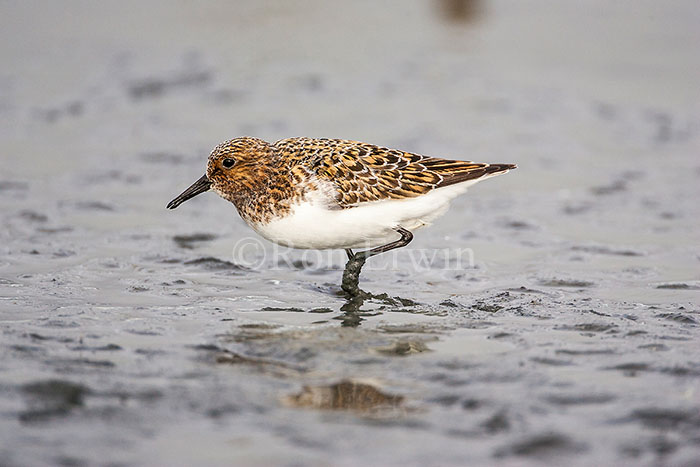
left=3, top=0, right=698, bottom=171
left=1, top=1, right=699, bottom=466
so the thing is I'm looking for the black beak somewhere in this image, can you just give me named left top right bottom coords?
left=166, top=174, right=211, bottom=209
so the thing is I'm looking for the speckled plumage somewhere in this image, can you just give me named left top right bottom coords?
left=168, top=136, right=515, bottom=250
left=205, top=137, right=515, bottom=224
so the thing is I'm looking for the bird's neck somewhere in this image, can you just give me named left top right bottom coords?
left=227, top=158, right=313, bottom=225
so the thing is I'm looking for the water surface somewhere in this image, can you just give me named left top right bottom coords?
left=1, top=1, right=699, bottom=465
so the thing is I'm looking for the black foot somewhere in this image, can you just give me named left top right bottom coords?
left=340, top=226, right=413, bottom=298
left=341, top=251, right=369, bottom=298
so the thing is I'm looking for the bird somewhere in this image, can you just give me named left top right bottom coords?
left=167, top=137, right=515, bottom=293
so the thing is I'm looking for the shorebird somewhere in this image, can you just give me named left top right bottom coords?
left=167, top=137, right=515, bottom=295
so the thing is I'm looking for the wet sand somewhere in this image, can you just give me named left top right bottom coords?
left=1, top=1, right=699, bottom=465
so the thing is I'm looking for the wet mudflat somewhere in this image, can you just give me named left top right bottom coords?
left=1, top=1, right=699, bottom=466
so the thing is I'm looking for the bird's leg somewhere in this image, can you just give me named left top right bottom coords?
left=367, top=227, right=414, bottom=257
left=341, top=227, right=413, bottom=297
left=341, top=253, right=369, bottom=297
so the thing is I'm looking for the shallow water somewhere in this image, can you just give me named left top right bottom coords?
left=1, top=1, right=699, bottom=466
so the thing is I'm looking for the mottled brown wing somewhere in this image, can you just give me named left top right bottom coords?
left=292, top=138, right=515, bottom=208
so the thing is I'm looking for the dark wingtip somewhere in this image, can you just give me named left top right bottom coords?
left=488, top=163, right=517, bottom=174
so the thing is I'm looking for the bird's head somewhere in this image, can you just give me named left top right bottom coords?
left=166, top=137, right=271, bottom=209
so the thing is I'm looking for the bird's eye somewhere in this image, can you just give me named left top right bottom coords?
left=222, top=158, right=236, bottom=168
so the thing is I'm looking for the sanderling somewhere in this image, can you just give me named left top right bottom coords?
left=167, top=137, right=515, bottom=295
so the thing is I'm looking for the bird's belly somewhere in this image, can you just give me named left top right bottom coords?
left=251, top=209, right=398, bottom=250
left=247, top=184, right=471, bottom=250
